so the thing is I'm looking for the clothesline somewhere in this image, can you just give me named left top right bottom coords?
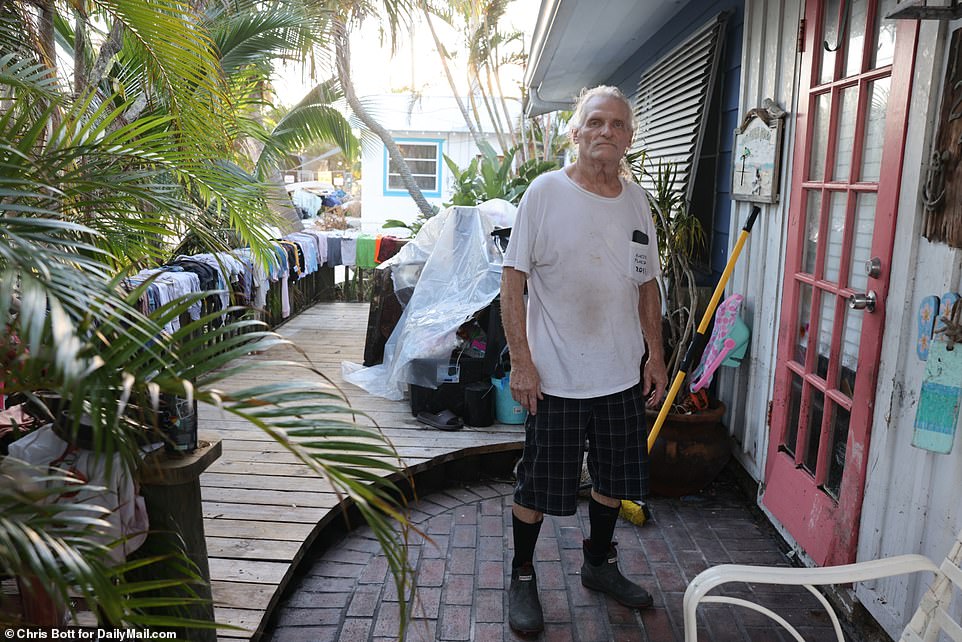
left=123, top=230, right=408, bottom=331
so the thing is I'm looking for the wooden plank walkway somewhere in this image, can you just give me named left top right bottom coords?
left=198, top=302, right=525, bottom=641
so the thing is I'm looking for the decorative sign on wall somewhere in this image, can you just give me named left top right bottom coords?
left=732, top=99, right=786, bottom=204
left=913, top=298, right=962, bottom=454
left=922, top=27, right=962, bottom=248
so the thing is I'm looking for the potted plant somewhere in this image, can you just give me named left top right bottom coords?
left=627, top=151, right=731, bottom=496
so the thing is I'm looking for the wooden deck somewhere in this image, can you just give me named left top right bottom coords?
left=198, top=302, right=525, bottom=640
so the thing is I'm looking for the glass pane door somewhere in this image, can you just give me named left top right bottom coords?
left=763, top=0, right=916, bottom=566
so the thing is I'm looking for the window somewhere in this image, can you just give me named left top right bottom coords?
left=384, top=140, right=442, bottom=197
left=630, top=12, right=730, bottom=270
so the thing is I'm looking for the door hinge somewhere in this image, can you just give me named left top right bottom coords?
left=766, top=400, right=774, bottom=427
left=798, top=18, right=806, bottom=53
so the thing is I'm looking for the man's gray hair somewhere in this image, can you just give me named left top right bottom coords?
left=570, top=85, right=636, bottom=135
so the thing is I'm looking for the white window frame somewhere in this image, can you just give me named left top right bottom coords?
left=383, top=139, right=443, bottom=198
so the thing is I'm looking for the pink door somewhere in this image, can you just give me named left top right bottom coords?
left=762, top=0, right=918, bottom=567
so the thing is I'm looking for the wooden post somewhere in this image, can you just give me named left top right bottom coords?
left=317, top=265, right=335, bottom=302
left=131, top=439, right=222, bottom=640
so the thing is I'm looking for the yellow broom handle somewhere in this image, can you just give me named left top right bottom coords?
left=697, top=229, right=750, bottom=335
left=647, top=370, right=687, bottom=451
left=646, top=205, right=761, bottom=451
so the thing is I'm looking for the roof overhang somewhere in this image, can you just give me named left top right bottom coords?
left=524, top=0, right=688, bottom=116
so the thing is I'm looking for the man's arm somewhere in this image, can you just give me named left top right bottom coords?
left=500, top=266, right=542, bottom=415
left=638, top=279, right=667, bottom=408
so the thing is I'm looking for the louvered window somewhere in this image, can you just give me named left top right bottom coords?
left=632, top=13, right=728, bottom=206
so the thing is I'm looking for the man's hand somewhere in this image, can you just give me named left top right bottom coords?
left=643, top=359, right=668, bottom=409
left=500, top=266, right=541, bottom=415
left=509, top=360, right=543, bottom=415
left=637, top=279, right=668, bottom=409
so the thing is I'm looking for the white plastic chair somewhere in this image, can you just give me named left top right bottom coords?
left=683, top=535, right=962, bottom=642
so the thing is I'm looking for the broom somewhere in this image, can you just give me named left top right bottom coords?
left=621, top=205, right=761, bottom=525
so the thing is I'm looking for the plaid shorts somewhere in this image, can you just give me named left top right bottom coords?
left=513, top=384, right=649, bottom=516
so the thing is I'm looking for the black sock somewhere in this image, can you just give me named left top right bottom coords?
left=586, top=496, right=620, bottom=565
left=511, top=513, right=543, bottom=569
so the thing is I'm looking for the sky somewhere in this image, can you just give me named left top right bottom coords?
left=272, top=2, right=541, bottom=107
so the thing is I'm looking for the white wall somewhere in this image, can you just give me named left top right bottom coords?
left=359, top=131, right=501, bottom=234
left=357, top=94, right=521, bottom=235
left=855, top=17, right=962, bottom=638
left=715, top=0, right=803, bottom=482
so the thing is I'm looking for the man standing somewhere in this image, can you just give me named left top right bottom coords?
left=501, top=85, right=667, bottom=635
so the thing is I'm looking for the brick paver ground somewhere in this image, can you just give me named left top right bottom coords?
left=265, top=470, right=846, bottom=641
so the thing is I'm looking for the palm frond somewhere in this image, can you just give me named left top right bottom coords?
left=86, top=0, right=231, bottom=146
left=0, top=53, right=60, bottom=97
left=348, top=0, right=416, bottom=51
left=213, top=6, right=314, bottom=74
left=255, top=95, right=359, bottom=176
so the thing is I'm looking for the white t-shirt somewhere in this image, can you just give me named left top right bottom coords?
left=503, top=169, right=661, bottom=398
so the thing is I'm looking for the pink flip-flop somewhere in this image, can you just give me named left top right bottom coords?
left=690, top=294, right=744, bottom=392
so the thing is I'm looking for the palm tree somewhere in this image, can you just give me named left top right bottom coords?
left=1, top=0, right=414, bottom=631
left=465, top=12, right=509, bottom=153
left=331, top=8, right=436, bottom=218
left=528, top=109, right=572, bottom=164
left=255, top=79, right=361, bottom=180
left=432, top=0, right=524, bottom=157
left=488, top=29, right=525, bottom=154
left=421, top=1, right=486, bottom=149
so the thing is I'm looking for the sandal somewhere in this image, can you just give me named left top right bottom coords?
left=416, top=409, right=464, bottom=431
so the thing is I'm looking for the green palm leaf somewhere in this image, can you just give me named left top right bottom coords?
left=90, top=0, right=229, bottom=132
left=212, top=6, right=313, bottom=74
left=255, top=78, right=359, bottom=177
left=0, top=53, right=59, bottom=95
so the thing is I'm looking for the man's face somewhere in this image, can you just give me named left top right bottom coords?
left=572, top=96, right=633, bottom=164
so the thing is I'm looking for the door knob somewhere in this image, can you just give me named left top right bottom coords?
left=848, top=291, right=877, bottom=312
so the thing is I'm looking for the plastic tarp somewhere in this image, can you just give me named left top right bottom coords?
left=4, top=425, right=149, bottom=564
left=342, top=201, right=515, bottom=400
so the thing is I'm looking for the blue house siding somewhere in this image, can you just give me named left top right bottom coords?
left=606, top=0, right=744, bottom=284
left=713, top=14, right=743, bottom=280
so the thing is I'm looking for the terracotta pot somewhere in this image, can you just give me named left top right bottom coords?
left=647, top=400, right=729, bottom=497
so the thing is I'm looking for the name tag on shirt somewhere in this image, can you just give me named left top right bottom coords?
left=628, top=240, right=651, bottom=281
